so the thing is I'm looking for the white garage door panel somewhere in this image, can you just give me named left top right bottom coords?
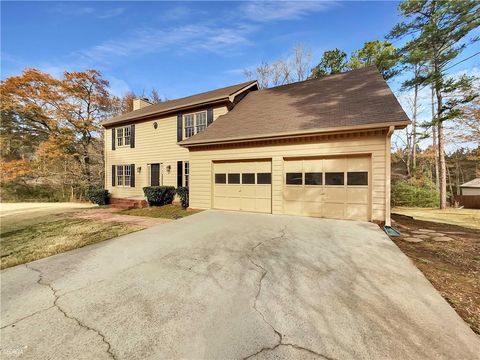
left=283, top=156, right=371, bottom=221
left=213, top=161, right=272, bottom=213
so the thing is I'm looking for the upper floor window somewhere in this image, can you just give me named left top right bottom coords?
left=184, top=111, right=207, bottom=139
left=116, top=126, right=131, bottom=147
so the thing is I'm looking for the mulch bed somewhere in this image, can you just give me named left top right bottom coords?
left=390, top=214, right=480, bottom=335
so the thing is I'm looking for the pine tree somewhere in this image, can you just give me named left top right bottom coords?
left=389, top=0, right=480, bottom=208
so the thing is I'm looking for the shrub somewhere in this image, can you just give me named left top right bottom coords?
left=143, top=186, right=176, bottom=206
left=86, top=187, right=109, bottom=205
left=176, top=186, right=189, bottom=209
left=391, top=178, right=439, bottom=207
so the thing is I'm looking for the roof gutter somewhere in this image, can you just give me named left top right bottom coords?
left=102, top=98, right=229, bottom=128
left=180, top=120, right=410, bottom=148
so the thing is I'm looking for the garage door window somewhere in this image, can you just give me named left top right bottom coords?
left=257, top=173, right=271, bottom=184
left=242, top=173, right=255, bottom=184
left=305, top=172, right=322, bottom=185
left=325, top=172, right=344, bottom=185
left=347, top=172, right=368, bottom=186
left=215, top=173, right=226, bottom=184
left=286, top=172, right=303, bottom=185
left=228, top=173, right=240, bottom=184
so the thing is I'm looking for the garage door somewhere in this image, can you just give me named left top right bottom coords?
left=283, top=156, right=370, bottom=221
left=213, top=161, right=272, bottom=213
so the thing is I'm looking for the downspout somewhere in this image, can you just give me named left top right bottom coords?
left=385, top=126, right=394, bottom=226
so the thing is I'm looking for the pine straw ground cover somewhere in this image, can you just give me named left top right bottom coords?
left=390, top=214, right=480, bottom=335
left=1, top=218, right=144, bottom=269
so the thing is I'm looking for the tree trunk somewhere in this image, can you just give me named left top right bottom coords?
left=411, top=67, right=419, bottom=175
left=431, top=84, right=440, bottom=189
left=435, top=80, right=447, bottom=209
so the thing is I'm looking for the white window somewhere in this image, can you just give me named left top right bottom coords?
left=117, top=165, right=124, bottom=186
left=196, top=112, right=206, bottom=133
left=184, top=111, right=207, bottom=139
left=184, top=161, right=190, bottom=188
left=117, top=128, right=123, bottom=147
left=124, top=165, right=131, bottom=186
left=116, top=165, right=131, bottom=186
left=116, top=126, right=130, bottom=147
left=184, top=114, right=195, bottom=138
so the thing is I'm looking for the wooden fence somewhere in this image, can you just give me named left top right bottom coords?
left=454, top=195, right=480, bottom=209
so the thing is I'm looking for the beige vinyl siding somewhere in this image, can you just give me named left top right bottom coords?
left=188, top=130, right=389, bottom=222
left=105, top=105, right=228, bottom=198
left=461, top=188, right=480, bottom=196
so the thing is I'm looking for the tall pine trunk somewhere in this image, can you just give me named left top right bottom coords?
left=431, top=84, right=439, bottom=189
left=434, top=71, right=447, bottom=209
left=411, top=68, right=418, bottom=175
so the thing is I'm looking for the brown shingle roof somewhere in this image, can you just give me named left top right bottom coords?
left=102, top=80, right=257, bottom=127
left=180, top=66, right=410, bottom=146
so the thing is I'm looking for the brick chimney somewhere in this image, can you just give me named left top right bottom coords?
left=133, top=97, right=152, bottom=111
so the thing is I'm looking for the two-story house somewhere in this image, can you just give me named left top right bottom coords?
left=102, top=66, right=409, bottom=224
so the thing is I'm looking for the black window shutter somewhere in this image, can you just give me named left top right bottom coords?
left=177, top=114, right=183, bottom=142
left=112, top=128, right=115, bottom=150
left=130, top=124, right=135, bottom=148
left=207, top=108, right=214, bottom=126
left=111, top=165, right=116, bottom=186
left=177, top=161, right=183, bottom=187
left=130, top=164, right=135, bottom=187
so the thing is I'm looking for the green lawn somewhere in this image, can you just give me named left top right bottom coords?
left=392, top=207, right=480, bottom=230
left=1, top=218, right=144, bottom=270
left=120, top=204, right=201, bottom=219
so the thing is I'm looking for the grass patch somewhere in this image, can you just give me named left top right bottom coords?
left=120, top=204, right=201, bottom=219
left=1, top=218, right=144, bottom=269
left=392, top=207, right=480, bottom=230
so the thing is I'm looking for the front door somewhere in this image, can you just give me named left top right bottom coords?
left=150, top=163, right=160, bottom=186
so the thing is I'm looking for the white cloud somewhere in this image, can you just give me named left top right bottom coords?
left=75, top=24, right=254, bottom=65
left=96, top=8, right=125, bottom=19
left=241, top=1, right=338, bottom=22
left=49, top=3, right=125, bottom=19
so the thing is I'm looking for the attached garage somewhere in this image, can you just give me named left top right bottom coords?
left=283, top=156, right=370, bottom=221
left=213, top=160, right=272, bottom=213
left=181, top=66, right=410, bottom=224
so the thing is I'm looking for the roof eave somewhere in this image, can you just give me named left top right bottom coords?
left=102, top=98, right=230, bottom=128
left=179, top=120, right=410, bottom=148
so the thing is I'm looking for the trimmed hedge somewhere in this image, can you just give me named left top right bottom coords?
left=143, top=186, right=175, bottom=206
left=391, top=179, right=439, bottom=207
left=86, top=187, right=109, bottom=205
left=176, top=187, right=189, bottom=209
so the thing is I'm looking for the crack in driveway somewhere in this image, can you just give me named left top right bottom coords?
left=245, top=227, right=336, bottom=360
left=24, top=264, right=117, bottom=360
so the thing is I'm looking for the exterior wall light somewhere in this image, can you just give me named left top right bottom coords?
left=166, top=165, right=171, bottom=173
left=137, top=167, right=141, bottom=173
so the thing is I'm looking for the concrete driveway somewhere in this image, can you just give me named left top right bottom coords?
left=1, top=211, right=478, bottom=359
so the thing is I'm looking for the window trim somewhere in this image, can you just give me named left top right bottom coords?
left=285, top=172, right=303, bottom=185
left=304, top=172, right=323, bottom=186
left=325, top=172, right=344, bottom=186
left=347, top=171, right=368, bottom=186
left=116, top=126, right=131, bottom=148
left=116, top=165, right=131, bottom=187
left=183, top=111, right=208, bottom=139
left=184, top=161, right=190, bottom=188
left=215, top=173, right=227, bottom=184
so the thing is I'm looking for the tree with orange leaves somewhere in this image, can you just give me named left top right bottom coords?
left=1, top=68, right=117, bottom=199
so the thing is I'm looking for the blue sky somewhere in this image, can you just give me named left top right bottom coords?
left=2, top=1, right=479, bottom=104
